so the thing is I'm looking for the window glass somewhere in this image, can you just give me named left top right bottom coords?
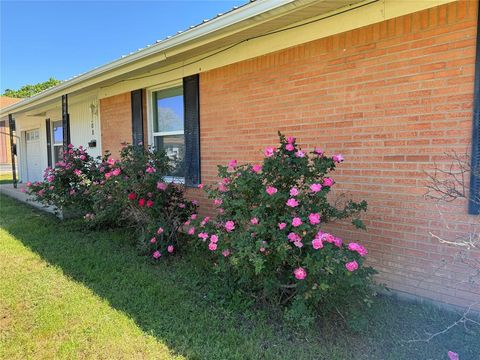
left=53, top=121, right=63, bottom=144
left=153, top=86, right=185, bottom=179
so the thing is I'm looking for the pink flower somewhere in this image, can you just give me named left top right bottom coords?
left=286, top=198, right=299, bottom=207
left=259, top=247, right=266, bottom=252
left=285, top=143, right=294, bottom=151
left=128, top=192, right=136, bottom=200
left=264, top=147, right=276, bottom=157
left=278, top=222, right=287, bottom=230
left=292, top=217, right=303, bottom=227
left=294, top=267, right=307, bottom=280
left=178, top=203, right=185, bottom=209
left=99, top=166, right=105, bottom=173
left=68, top=144, right=74, bottom=149
left=250, top=217, right=259, bottom=225
left=213, top=198, right=223, bottom=206
left=312, top=238, right=323, bottom=250
left=208, top=242, right=217, bottom=251
left=266, top=186, right=278, bottom=196
left=198, top=183, right=204, bottom=189
left=20, top=188, right=26, bottom=193
left=47, top=175, right=55, bottom=182
left=333, top=237, right=343, bottom=247
left=293, top=241, right=303, bottom=248
left=26, top=181, right=32, bottom=187
left=157, top=227, right=164, bottom=234
left=146, top=166, right=156, bottom=173
left=228, top=159, right=237, bottom=169
left=49, top=185, right=54, bottom=191
left=286, top=136, right=295, bottom=144
left=146, top=200, right=154, bottom=207
left=188, top=227, right=195, bottom=235
left=287, top=232, right=301, bottom=243
left=289, top=187, right=299, bottom=196
left=69, top=189, right=76, bottom=196
left=138, top=198, right=146, bottom=207
left=190, top=214, right=198, bottom=220
left=73, top=169, right=82, bottom=176
left=218, top=183, right=228, bottom=192
left=79, top=155, right=86, bottom=161
left=107, top=158, right=116, bottom=165
left=348, top=242, right=368, bottom=257
left=310, top=183, right=322, bottom=192
left=157, top=182, right=167, bottom=191
left=112, top=168, right=121, bottom=176
left=105, top=172, right=112, bottom=180
left=201, top=217, right=210, bottom=226
left=448, top=351, right=459, bottom=360
left=313, top=147, right=324, bottom=156
left=153, top=251, right=161, bottom=259
left=252, top=164, right=262, bottom=173
left=150, top=237, right=156, bottom=244
left=333, top=154, right=344, bottom=163
left=225, top=221, right=235, bottom=232
left=222, top=249, right=230, bottom=257
left=210, top=235, right=218, bottom=243
left=198, top=232, right=209, bottom=240
left=345, top=260, right=359, bottom=272
left=167, top=245, right=174, bottom=253
left=323, top=177, right=334, bottom=187
left=309, top=213, right=321, bottom=225
left=295, top=150, right=305, bottom=158
left=184, top=220, right=191, bottom=226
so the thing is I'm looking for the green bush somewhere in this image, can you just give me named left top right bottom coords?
left=188, top=133, right=376, bottom=319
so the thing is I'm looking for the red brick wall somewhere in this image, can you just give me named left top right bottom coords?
left=100, top=92, right=132, bottom=158
left=193, top=1, right=479, bottom=308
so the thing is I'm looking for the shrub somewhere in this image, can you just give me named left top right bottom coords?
left=27, top=145, right=102, bottom=215
left=188, top=133, right=376, bottom=318
left=87, top=144, right=197, bottom=257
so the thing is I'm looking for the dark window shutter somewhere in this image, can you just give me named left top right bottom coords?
left=131, top=89, right=144, bottom=146
left=46, top=118, right=52, bottom=167
left=62, top=95, right=70, bottom=150
left=183, top=74, right=201, bottom=187
left=469, top=2, right=480, bottom=215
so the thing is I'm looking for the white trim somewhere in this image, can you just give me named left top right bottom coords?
left=152, top=130, right=184, bottom=137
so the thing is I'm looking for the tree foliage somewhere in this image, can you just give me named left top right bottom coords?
left=2, top=77, right=61, bottom=98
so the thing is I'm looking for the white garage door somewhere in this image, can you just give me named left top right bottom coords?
left=26, top=129, right=42, bottom=182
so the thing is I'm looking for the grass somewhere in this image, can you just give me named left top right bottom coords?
left=0, top=173, right=13, bottom=184
left=0, top=194, right=479, bottom=359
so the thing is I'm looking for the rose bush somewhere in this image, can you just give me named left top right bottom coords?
left=188, top=133, right=376, bottom=320
left=27, top=145, right=102, bottom=215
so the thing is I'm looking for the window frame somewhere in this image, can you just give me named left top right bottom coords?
left=52, top=120, right=63, bottom=166
left=147, top=80, right=186, bottom=183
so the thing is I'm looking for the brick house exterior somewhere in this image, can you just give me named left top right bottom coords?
left=2, top=0, right=479, bottom=310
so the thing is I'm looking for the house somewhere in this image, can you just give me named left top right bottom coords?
left=0, top=97, right=22, bottom=165
left=1, top=0, right=478, bottom=310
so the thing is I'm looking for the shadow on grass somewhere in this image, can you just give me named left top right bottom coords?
left=1, top=195, right=479, bottom=360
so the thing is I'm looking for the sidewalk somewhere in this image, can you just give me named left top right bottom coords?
left=0, top=182, right=58, bottom=215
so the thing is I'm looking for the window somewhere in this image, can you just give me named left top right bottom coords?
left=52, top=121, right=63, bottom=164
left=152, top=86, right=185, bottom=179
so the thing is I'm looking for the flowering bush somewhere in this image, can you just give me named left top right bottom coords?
left=87, top=144, right=197, bottom=258
left=188, top=133, right=375, bottom=318
left=27, top=145, right=102, bottom=215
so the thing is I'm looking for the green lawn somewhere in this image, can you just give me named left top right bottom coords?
left=0, top=195, right=478, bottom=359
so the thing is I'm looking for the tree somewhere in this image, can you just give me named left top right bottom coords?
left=2, top=77, right=61, bottom=98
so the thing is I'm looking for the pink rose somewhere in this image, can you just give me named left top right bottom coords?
left=293, top=241, right=303, bottom=248
left=289, top=187, right=299, bottom=196
left=295, top=150, right=305, bottom=158
left=345, top=260, right=359, bottom=272
left=208, top=242, right=217, bottom=251
left=138, top=198, right=145, bottom=207
left=333, top=154, right=344, bottom=163
left=333, top=237, right=343, bottom=247
left=198, top=183, right=204, bottom=189
left=292, top=217, right=302, bottom=227
left=79, top=155, right=86, bottom=161
left=146, top=166, right=156, bottom=173
left=285, top=143, right=294, bottom=151
left=266, top=186, right=278, bottom=196
left=250, top=217, right=259, bottom=225
left=323, top=177, right=334, bottom=187
left=128, top=192, right=136, bottom=200
left=107, top=158, right=116, bottom=165
left=287, top=232, right=301, bottom=242
left=150, top=237, right=156, bottom=244
left=312, top=238, right=323, bottom=250
left=348, top=242, right=368, bottom=257
left=198, top=232, right=209, bottom=240
left=313, top=147, right=324, bottom=156
left=252, top=164, right=262, bottom=173
left=73, top=169, right=82, bottom=176
left=157, top=227, right=164, bottom=234
left=213, top=198, right=223, bottom=206
left=26, top=181, right=32, bottom=187
left=210, top=235, right=218, bottom=243
left=278, top=222, right=287, bottom=230
left=264, top=147, right=276, bottom=157
left=222, top=249, right=230, bottom=257
left=146, top=200, right=154, bottom=207
left=188, top=227, right=195, bottom=235
left=157, top=182, right=167, bottom=191
left=218, top=183, right=228, bottom=192
left=310, top=183, right=322, bottom=192
left=167, top=245, right=174, bottom=253
left=308, top=213, right=321, bottom=225
left=112, top=168, right=121, bottom=176
left=225, top=221, right=235, bottom=232
left=105, top=172, right=112, bottom=180
left=152, top=251, right=161, bottom=259
left=448, top=351, right=459, bottom=360
left=47, top=175, right=55, bottom=182
left=228, top=159, right=237, bottom=169
left=286, top=136, right=295, bottom=144
left=286, top=198, right=299, bottom=207
left=294, top=267, right=307, bottom=280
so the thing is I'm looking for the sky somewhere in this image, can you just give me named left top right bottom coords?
left=0, top=0, right=246, bottom=93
